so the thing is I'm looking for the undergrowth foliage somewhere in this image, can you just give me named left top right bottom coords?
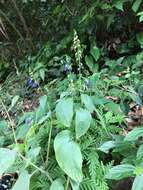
left=1, top=0, right=143, bottom=190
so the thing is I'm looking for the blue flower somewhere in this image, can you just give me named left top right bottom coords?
left=27, top=78, right=33, bottom=85
left=27, top=77, right=39, bottom=89
left=31, top=82, right=39, bottom=89
left=64, top=64, right=71, bottom=72
left=64, top=64, right=69, bottom=72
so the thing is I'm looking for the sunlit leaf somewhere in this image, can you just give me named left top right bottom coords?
left=105, top=164, right=135, bottom=180
left=132, top=174, right=143, bottom=190
left=75, top=108, right=91, bottom=139
left=12, top=170, right=31, bottom=190
left=54, top=130, right=83, bottom=182
left=50, top=179, right=64, bottom=190
left=0, top=148, right=17, bottom=175
left=56, top=98, right=73, bottom=127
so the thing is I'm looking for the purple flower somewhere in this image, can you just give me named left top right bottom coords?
left=31, top=82, right=39, bottom=89
left=27, top=78, right=33, bottom=85
left=64, top=64, right=71, bottom=72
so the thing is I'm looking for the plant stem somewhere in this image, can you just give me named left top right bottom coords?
left=11, top=0, right=34, bottom=51
left=45, top=119, right=53, bottom=167
left=65, top=176, right=70, bottom=190
left=0, top=9, right=24, bottom=41
left=0, top=96, right=53, bottom=183
left=0, top=96, right=18, bottom=145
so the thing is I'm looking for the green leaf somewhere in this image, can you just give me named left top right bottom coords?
left=8, top=95, right=19, bottom=111
left=90, top=46, right=100, bottom=61
left=132, top=0, right=142, bottom=12
left=70, top=179, right=80, bottom=190
left=114, top=1, right=124, bottom=11
left=137, top=144, right=143, bottom=160
left=75, top=108, right=92, bottom=139
left=39, top=69, right=45, bottom=81
left=106, top=102, right=121, bottom=114
left=136, top=32, right=143, bottom=48
left=12, top=170, right=31, bottom=190
left=50, top=179, right=64, bottom=190
left=138, top=85, right=143, bottom=96
left=132, top=174, right=143, bottom=190
left=85, top=55, right=98, bottom=73
left=56, top=98, right=73, bottom=127
left=124, top=127, right=143, bottom=141
left=54, top=130, right=83, bottom=182
left=35, top=95, right=48, bottom=122
left=81, top=94, right=95, bottom=112
left=0, top=148, right=17, bottom=175
left=98, top=141, right=116, bottom=153
left=105, top=164, right=135, bottom=180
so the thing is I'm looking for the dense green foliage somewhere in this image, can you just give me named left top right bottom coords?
left=1, top=0, right=143, bottom=190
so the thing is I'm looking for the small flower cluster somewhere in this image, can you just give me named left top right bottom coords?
left=63, top=64, right=71, bottom=72
left=27, top=78, right=39, bottom=89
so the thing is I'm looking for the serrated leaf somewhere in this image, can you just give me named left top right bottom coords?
left=132, top=0, right=142, bottom=12
left=75, top=108, right=92, bottom=139
left=81, top=94, right=95, bottom=112
left=0, top=148, right=17, bottom=175
left=105, top=164, right=135, bottom=180
left=132, top=174, right=143, bottom=190
left=12, top=170, right=31, bottom=190
left=56, top=98, right=73, bottom=127
left=98, top=141, right=116, bottom=153
left=54, top=130, right=83, bottom=182
left=50, top=179, right=64, bottom=190
left=124, top=127, right=143, bottom=141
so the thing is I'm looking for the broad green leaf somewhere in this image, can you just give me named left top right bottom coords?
left=38, top=111, right=51, bottom=125
left=85, top=55, right=98, bottom=73
left=105, top=164, right=135, bottom=180
left=35, top=95, right=48, bottom=122
left=26, top=147, right=41, bottom=161
left=16, top=124, right=32, bottom=140
left=12, top=170, right=31, bottom=190
left=132, top=0, right=142, bottom=12
left=75, top=108, right=92, bottom=139
left=70, top=179, right=80, bottom=190
left=114, top=1, right=124, bottom=11
left=137, top=144, right=143, bottom=160
left=56, top=98, right=73, bottom=127
left=54, top=130, right=83, bottom=182
left=39, top=69, right=45, bottom=81
left=8, top=95, right=19, bottom=111
left=132, top=174, right=143, bottom=190
left=50, top=179, right=64, bottom=190
left=124, top=127, right=143, bottom=141
left=106, top=102, right=121, bottom=114
left=98, top=141, right=116, bottom=153
left=90, top=46, right=100, bottom=61
left=0, top=148, right=17, bottom=175
left=81, top=94, right=95, bottom=112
